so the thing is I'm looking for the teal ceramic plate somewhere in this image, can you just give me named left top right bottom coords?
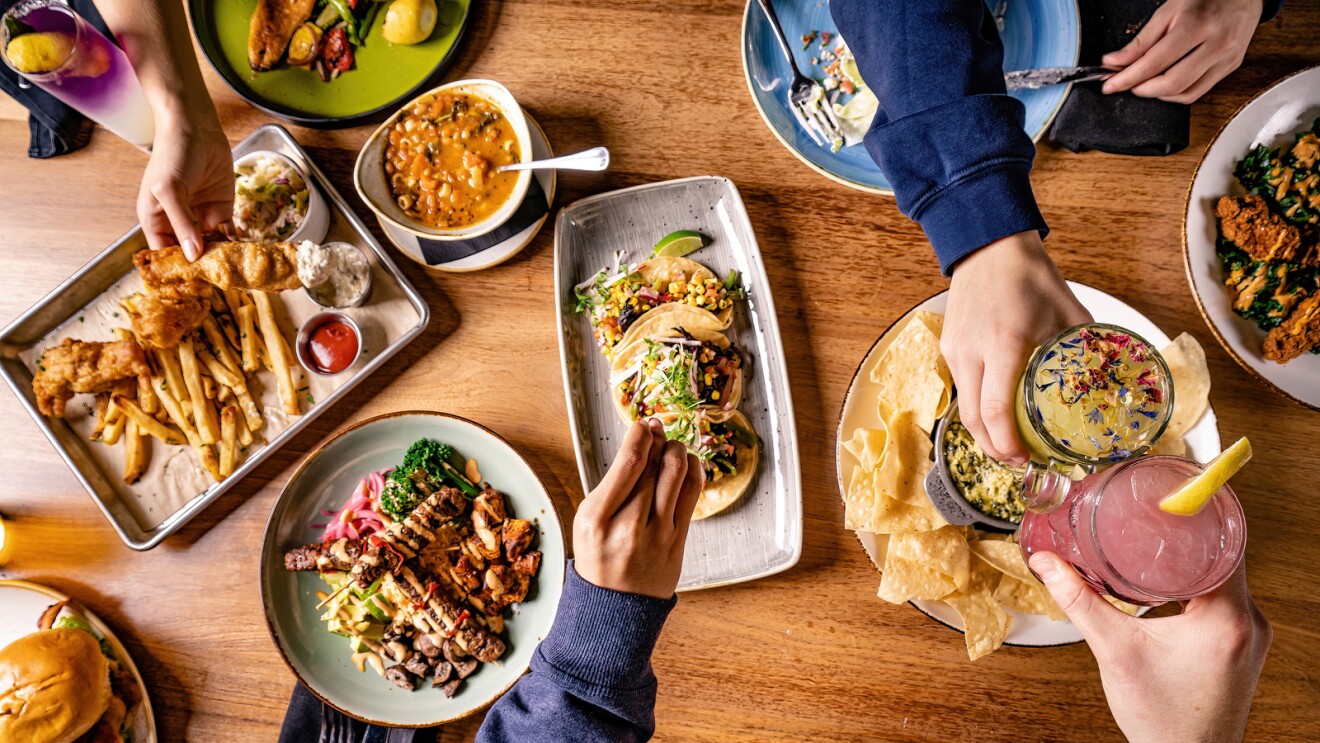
left=189, top=0, right=473, bottom=128
left=259, top=411, right=566, bottom=726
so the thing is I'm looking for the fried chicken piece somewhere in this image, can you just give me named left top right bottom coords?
left=248, top=0, right=316, bottom=71
left=32, top=338, right=150, bottom=416
left=1263, top=291, right=1320, bottom=362
left=122, top=291, right=210, bottom=349
left=1216, top=195, right=1313, bottom=265
left=133, top=242, right=302, bottom=298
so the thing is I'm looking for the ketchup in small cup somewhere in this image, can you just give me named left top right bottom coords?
left=296, top=312, right=361, bottom=376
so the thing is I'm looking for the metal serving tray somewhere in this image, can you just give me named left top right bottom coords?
left=0, top=124, right=429, bottom=550
left=554, top=176, right=802, bottom=590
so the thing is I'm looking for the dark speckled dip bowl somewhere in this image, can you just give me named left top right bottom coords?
left=924, top=398, right=1023, bottom=533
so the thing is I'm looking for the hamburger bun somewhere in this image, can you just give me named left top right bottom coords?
left=0, top=628, right=112, bottom=743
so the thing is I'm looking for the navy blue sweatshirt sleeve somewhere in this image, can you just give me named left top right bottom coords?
left=831, top=0, right=1048, bottom=275
left=477, top=561, right=676, bottom=743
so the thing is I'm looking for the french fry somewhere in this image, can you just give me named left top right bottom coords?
left=198, top=348, right=244, bottom=390
left=237, top=413, right=254, bottom=447
left=201, top=316, right=242, bottom=377
left=154, top=380, right=222, bottom=481
left=203, top=374, right=217, bottom=400
left=179, top=336, right=220, bottom=444
left=114, top=395, right=185, bottom=446
left=222, top=288, right=246, bottom=319
left=208, top=288, right=226, bottom=313
left=136, top=373, right=159, bottom=415
left=217, top=312, right=243, bottom=356
left=234, top=385, right=263, bottom=433
left=237, top=305, right=259, bottom=372
left=251, top=291, right=299, bottom=415
left=155, top=348, right=191, bottom=411
left=219, top=405, right=237, bottom=477
left=122, top=419, right=148, bottom=485
left=90, top=393, right=110, bottom=441
left=101, top=409, right=127, bottom=446
left=218, top=385, right=233, bottom=403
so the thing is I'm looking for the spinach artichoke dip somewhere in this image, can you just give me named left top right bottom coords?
left=943, top=420, right=1026, bottom=523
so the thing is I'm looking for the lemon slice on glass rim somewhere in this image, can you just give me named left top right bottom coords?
left=1158, top=437, right=1252, bottom=516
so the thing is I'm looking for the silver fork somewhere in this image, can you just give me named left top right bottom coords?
left=754, top=0, right=843, bottom=149
left=318, top=704, right=358, bottom=743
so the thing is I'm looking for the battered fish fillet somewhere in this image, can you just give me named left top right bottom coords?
left=1216, top=195, right=1315, bottom=265
left=133, top=242, right=303, bottom=298
left=248, top=0, right=316, bottom=71
left=123, top=292, right=211, bottom=350
left=1263, top=291, right=1320, bottom=362
left=32, top=338, right=150, bottom=417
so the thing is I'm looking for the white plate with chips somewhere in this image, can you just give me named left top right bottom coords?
left=837, top=281, right=1221, bottom=651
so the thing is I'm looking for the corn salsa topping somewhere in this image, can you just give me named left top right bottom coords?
left=384, top=92, right=521, bottom=230
left=612, top=331, right=742, bottom=419
left=663, top=413, right=748, bottom=483
left=574, top=259, right=743, bottom=353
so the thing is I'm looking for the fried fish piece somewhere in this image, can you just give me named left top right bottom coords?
left=122, top=292, right=211, bottom=349
left=32, top=338, right=150, bottom=416
left=248, top=0, right=317, bottom=71
left=1216, top=195, right=1314, bottom=265
left=1263, top=291, right=1320, bottom=362
left=133, top=242, right=303, bottom=297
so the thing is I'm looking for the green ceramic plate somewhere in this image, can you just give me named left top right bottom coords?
left=190, top=0, right=472, bottom=128
left=260, top=411, right=566, bottom=726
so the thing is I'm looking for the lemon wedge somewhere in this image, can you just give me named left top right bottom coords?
left=1158, top=437, right=1252, bottom=516
left=5, top=31, right=75, bottom=74
left=0, top=513, right=9, bottom=566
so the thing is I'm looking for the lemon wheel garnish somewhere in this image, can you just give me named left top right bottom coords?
left=1158, top=437, right=1252, bottom=516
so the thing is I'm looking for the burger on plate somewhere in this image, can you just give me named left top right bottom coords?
left=0, top=618, right=142, bottom=743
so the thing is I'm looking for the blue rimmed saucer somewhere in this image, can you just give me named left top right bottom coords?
left=378, top=113, right=556, bottom=272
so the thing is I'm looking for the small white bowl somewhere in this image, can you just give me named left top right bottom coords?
left=233, top=150, right=330, bottom=246
left=353, top=79, right=532, bottom=241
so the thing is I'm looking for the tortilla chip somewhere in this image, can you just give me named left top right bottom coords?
left=1105, top=596, right=1142, bottom=616
left=878, top=554, right=956, bottom=603
left=944, top=559, right=1012, bottom=660
left=843, top=426, right=889, bottom=473
left=1161, top=333, right=1211, bottom=438
left=969, top=540, right=1035, bottom=585
left=913, top=310, right=944, bottom=338
left=994, top=575, right=1067, bottom=621
left=870, top=317, right=952, bottom=433
left=1149, top=434, right=1188, bottom=457
left=890, top=526, right=971, bottom=592
left=843, top=466, right=879, bottom=531
left=871, top=411, right=934, bottom=507
left=869, top=490, right=948, bottom=533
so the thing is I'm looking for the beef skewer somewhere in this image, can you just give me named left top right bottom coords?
left=284, top=537, right=363, bottom=572
left=391, top=565, right=506, bottom=663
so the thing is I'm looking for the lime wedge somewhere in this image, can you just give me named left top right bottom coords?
left=1158, top=437, right=1252, bottom=516
left=651, top=230, right=706, bottom=258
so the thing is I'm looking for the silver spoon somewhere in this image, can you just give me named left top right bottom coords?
left=497, top=147, right=610, bottom=173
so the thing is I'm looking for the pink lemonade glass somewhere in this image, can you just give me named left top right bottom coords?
left=1018, top=455, right=1246, bottom=606
left=1, top=0, right=154, bottom=148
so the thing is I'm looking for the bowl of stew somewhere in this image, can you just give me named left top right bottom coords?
left=354, top=79, right=532, bottom=241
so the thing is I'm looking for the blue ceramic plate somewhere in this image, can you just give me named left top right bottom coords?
left=260, top=411, right=566, bottom=726
left=741, top=0, right=1080, bottom=194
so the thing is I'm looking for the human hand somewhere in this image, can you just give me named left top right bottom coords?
left=943, top=231, right=1091, bottom=464
left=1101, top=0, right=1263, bottom=104
left=573, top=418, right=703, bottom=599
left=1030, top=553, right=1272, bottom=743
left=137, top=112, right=234, bottom=259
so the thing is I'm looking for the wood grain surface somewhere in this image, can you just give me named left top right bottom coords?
left=2, top=2, right=1318, bottom=740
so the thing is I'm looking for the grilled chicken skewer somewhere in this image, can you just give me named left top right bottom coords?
left=349, top=486, right=468, bottom=589
left=284, top=537, right=363, bottom=572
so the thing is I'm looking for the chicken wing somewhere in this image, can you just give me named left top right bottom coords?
left=134, top=242, right=303, bottom=298
left=248, top=0, right=316, bottom=72
left=32, top=338, right=150, bottom=416
left=122, top=292, right=211, bottom=349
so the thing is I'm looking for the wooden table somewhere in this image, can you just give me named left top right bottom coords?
left=2, top=2, right=1319, bottom=740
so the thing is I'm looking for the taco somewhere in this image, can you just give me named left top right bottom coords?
left=574, top=255, right=742, bottom=356
left=609, top=323, right=744, bottom=423
left=662, top=409, right=759, bottom=520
